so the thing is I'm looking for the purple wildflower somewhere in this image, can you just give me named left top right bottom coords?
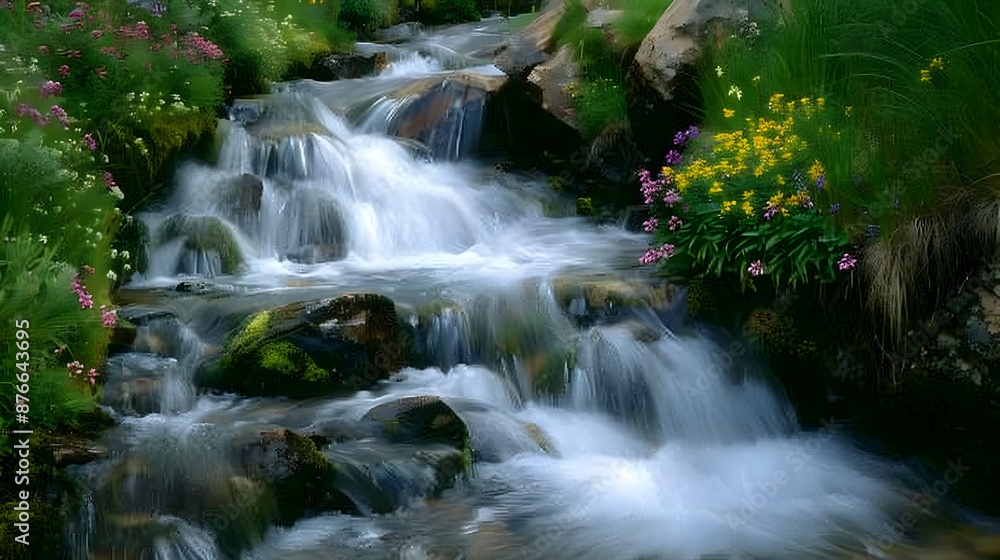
left=748, top=260, right=764, bottom=277
left=100, top=305, right=117, bottom=328
left=39, top=81, right=63, bottom=99
left=815, top=174, right=826, bottom=190
left=829, top=203, right=840, bottom=216
left=662, top=189, right=682, bottom=206
left=663, top=150, right=683, bottom=166
left=838, top=253, right=857, bottom=271
left=84, top=133, right=97, bottom=151
left=668, top=215, right=683, bottom=231
left=639, top=243, right=675, bottom=265
left=59, top=65, right=70, bottom=76
left=642, top=216, right=658, bottom=232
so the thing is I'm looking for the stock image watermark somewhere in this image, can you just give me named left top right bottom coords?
left=726, top=417, right=843, bottom=531
left=872, top=458, right=970, bottom=551
left=10, top=318, right=33, bottom=547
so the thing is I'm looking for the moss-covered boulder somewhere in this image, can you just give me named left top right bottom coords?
left=158, top=215, right=245, bottom=275
left=255, top=429, right=352, bottom=523
left=197, top=294, right=412, bottom=397
left=364, top=396, right=472, bottom=477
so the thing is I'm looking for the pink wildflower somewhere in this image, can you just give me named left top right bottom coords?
left=39, top=81, right=63, bottom=99
left=642, top=216, right=658, bottom=232
left=50, top=105, right=70, bottom=129
left=748, top=260, right=764, bottom=277
left=662, top=189, right=681, bottom=206
left=639, top=243, right=675, bottom=265
left=87, top=369, right=99, bottom=385
left=838, top=253, right=857, bottom=271
left=103, top=171, right=116, bottom=189
left=100, top=305, right=117, bottom=328
left=92, top=29, right=104, bottom=39
left=135, top=21, right=149, bottom=39
left=59, top=65, right=70, bottom=76
left=668, top=215, right=683, bottom=231
left=84, top=133, right=97, bottom=151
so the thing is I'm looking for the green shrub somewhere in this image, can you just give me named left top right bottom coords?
left=610, top=0, right=672, bottom=47
left=341, top=0, right=397, bottom=31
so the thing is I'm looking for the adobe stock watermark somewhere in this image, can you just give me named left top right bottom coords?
left=872, top=458, right=970, bottom=552
left=520, top=457, right=636, bottom=560
left=726, top=417, right=842, bottom=531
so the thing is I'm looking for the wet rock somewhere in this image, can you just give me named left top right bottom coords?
left=365, top=396, right=471, bottom=455
left=387, top=72, right=507, bottom=160
left=526, top=45, right=579, bottom=129
left=634, top=0, right=746, bottom=100
left=376, top=22, right=424, bottom=43
left=50, top=436, right=109, bottom=468
left=307, top=51, right=389, bottom=80
left=253, top=428, right=353, bottom=521
left=551, top=275, right=678, bottom=327
left=158, top=215, right=245, bottom=275
left=198, top=294, right=411, bottom=397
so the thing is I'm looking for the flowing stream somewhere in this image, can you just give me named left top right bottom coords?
left=65, top=17, right=978, bottom=560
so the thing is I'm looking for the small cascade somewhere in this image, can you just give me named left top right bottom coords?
left=105, top=316, right=206, bottom=415
left=572, top=325, right=797, bottom=443
left=80, top=15, right=973, bottom=560
left=143, top=95, right=541, bottom=279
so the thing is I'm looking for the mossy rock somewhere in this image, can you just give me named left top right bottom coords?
left=159, top=215, right=245, bottom=274
left=364, top=396, right=472, bottom=477
left=257, top=429, right=354, bottom=523
left=199, top=294, right=411, bottom=397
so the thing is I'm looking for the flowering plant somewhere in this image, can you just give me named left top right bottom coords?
left=638, top=94, right=856, bottom=288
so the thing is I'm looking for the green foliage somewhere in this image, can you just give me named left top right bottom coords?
left=575, top=196, right=593, bottom=216
left=678, top=0, right=1000, bottom=345
left=552, top=9, right=629, bottom=138
left=341, top=0, right=397, bottom=31
left=610, top=0, right=672, bottom=47
left=700, top=0, right=1000, bottom=229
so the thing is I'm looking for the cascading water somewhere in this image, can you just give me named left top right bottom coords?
left=74, top=16, right=967, bottom=560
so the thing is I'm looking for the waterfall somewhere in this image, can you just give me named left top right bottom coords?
left=79, top=16, right=959, bottom=560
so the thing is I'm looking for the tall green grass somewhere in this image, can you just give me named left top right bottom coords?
left=692, top=0, right=1000, bottom=354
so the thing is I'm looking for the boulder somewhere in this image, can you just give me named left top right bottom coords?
left=365, top=396, right=471, bottom=454
left=376, top=22, right=424, bottom=43
left=308, top=51, right=389, bottom=81
left=526, top=45, right=579, bottom=129
left=158, top=215, right=245, bottom=275
left=633, top=0, right=746, bottom=100
left=388, top=70, right=509, bottom=159
left=198, top=294, right=411, bottom=397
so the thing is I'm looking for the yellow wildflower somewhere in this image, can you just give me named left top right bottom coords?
left=930, top=57, right=945, bottom=70
left=808, top=161, right=825, bottom=182
left=769, top=93, right=785, bottom=113
left=661, top=166, right=674, bottom=177
left=709, top=186, right=723, bottom=194
left=721, top=200, right=737, bottom=214
left=920, top=69, right=931, bottom=82
left=724, top=108, right=735, bottom=118
left=742, top=190, right=755, bottom=200
left=742, top=201, right=754, bottom=217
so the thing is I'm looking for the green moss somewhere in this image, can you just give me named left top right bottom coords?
left=160, top=216, right=246, bottom=274
left=576, top=197, right=594, bottom=216
left=228, top=311, right=272, bottom=355
left=258, top=341, right=329, bottom=382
